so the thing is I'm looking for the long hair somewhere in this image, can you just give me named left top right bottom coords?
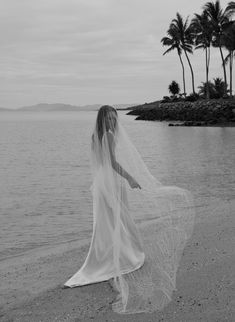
left=94, top=105, right=118, bottom=144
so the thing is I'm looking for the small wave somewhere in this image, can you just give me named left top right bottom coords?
left=24, top=213, right=43, bottom=217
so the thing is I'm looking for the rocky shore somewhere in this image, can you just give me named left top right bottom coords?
left=127, top=99, right=235, bottom=126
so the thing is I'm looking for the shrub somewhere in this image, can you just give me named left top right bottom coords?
left=198, top=78, right=228, bottom=99
left=198, top=81, right=216, bottom=98
left=213, top=78, right=227, bottom=98
left=185, top=93, right=200, bottom=102
left=161, top=96, right=171, bottom=103
left=168, top=81, right=180, bottom=96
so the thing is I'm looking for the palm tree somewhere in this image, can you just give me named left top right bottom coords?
left=223, top=2, right=235, bottom=97
left=203, top=0, right=232, bottom=92
left=191, top=10, right=213, bottom=98
left=226, top=1, right=235, bottom=15
left=161, top=27, right=186, bottom=96
left=170, top=13, right=196, bottom=94
left=222, top=21, right=235, bottom=96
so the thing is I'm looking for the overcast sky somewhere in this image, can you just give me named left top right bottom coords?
left=0, top=0, right=231, bottom=108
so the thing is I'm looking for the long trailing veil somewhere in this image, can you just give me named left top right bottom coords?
left=64, top=106, right=195, bottom=314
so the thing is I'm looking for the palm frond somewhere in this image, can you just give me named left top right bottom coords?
left=184, top=15, right=190, bottom=30
left=224, top=52, right=232, bottom=64
left=221, top=21, right=235, bottom=50
left=161, top=36, right=173, bottom=45
left=195, top=44, right=206, bottom=50
left=163, top=46, right=177, bottom=56
left=225, top=1, right=235, bottom=19
left=183, top=44, right=193, bottom=53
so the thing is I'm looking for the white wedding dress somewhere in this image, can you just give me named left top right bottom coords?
left=64, top=110, right=195, bottom=314
left=64, top=168, right=145, bottom=287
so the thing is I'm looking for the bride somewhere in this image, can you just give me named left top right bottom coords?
left=64, top=105, right=195, bottom=314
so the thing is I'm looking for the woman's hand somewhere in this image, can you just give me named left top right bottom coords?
left=128, top=176, right=141, bottom=189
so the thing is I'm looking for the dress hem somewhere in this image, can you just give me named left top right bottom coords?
left=64, top=257, right=145, bottom=288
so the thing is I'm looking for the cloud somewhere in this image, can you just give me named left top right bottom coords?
left=0, top=0, right=230, bottom=107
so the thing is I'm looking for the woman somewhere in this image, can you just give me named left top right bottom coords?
left=64, top=105, right=195, bottom=314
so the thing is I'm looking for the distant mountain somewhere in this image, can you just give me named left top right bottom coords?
left=0, top=107, right=11, bottom=111
left=17, top=103, right=137, bottom=112
left=18, top=103, right=99, bottom=111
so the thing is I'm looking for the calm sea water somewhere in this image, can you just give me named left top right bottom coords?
left=0, top=110, right=234, bottom=261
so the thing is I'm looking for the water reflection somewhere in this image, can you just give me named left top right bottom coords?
left=0, top=111, right=234, bottom=260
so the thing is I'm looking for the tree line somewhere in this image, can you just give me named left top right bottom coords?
left=161, top=0, right=235, bottom=99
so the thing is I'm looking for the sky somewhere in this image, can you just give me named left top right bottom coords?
left=0, top=0, right=232, bottom=108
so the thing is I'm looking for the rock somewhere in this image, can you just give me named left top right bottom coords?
left=208, top=120, right=218, bottom=124
left=184, top=121, right=194, bottom=126
left=127, top=99, right=235, bottom=124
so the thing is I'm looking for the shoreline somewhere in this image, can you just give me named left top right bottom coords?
left=0, top=238, right=90, bottom=312
left=126, top=99, right=235, bottom=126
left=0, top=237, right=90, bottom=264
left=1, top=198, right=234, bottom=321
left=167, top=121, right=235, bottom=127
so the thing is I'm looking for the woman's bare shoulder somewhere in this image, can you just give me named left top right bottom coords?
left=106, top=131, right=116, bottom=150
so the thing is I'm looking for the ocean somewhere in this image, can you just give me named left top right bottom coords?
left=0, top=110, right=234, bottom=262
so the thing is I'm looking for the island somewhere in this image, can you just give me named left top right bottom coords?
left=126, top=99, right=235, bottom=126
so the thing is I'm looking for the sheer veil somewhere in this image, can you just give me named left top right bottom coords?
left=90, top=106, right=195, bottom=314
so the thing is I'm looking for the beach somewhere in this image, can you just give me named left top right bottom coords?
left=1, top=0, right=235, bottom=319
left=1, top=111, right=235, bottom=321
left=1, top=197, right=234, bottom=322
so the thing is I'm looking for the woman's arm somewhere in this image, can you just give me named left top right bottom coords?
left=106, top=132, right=141, bottom=189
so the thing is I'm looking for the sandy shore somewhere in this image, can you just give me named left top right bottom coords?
left=1, top=198, right=234, bottom=322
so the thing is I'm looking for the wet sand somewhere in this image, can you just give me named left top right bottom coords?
left=1, top=199, right=234, bottom=322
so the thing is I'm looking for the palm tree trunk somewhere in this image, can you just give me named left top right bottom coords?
left=219, top=45, right=228, bottom=94
left=208, top=46, right=211, bottom=71
left=206, top=47, right=210, bottom=99
left=184, top=50, right=195, bottom=94
left=178, top=53, right=186, bottom=96
left=230, top=51, right=233, bottom=97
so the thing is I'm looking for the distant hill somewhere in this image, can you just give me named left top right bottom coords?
left=18, top=103, right=99, bottom=111
left=17, top=103, right=137, bottom=112
left=0, top=107, right=11, bottom=111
